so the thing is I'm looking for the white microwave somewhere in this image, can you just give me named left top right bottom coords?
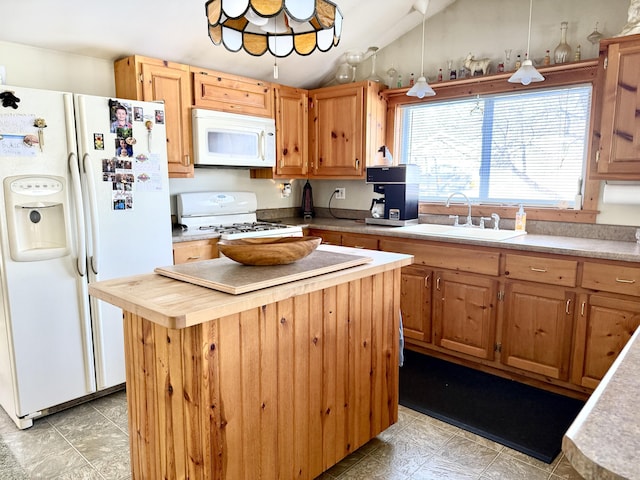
left=192, top=109, right=276, bottom=167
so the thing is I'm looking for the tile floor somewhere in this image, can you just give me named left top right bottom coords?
left=0, top=389, right=584, bottom=479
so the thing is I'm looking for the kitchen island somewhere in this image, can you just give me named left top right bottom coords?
left=88, top=245, right=412, bottom=480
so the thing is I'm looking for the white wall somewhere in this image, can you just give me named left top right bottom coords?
left=1, top=0, right=639, bottom=225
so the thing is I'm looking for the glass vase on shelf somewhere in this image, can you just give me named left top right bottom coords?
left=554, top=21, right=572, bottom=64
left=365, top=46, right=383, bottom=83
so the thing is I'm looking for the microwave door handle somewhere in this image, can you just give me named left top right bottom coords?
left=260, top=130, right=265, bottom=161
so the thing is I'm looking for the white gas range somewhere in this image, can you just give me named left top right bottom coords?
left=176, top=191, right=302, bottom=240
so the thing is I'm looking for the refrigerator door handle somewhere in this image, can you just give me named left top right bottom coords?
left=68, top=152, right=86, bottom=276
left=82, top=152, right=100, bottom=275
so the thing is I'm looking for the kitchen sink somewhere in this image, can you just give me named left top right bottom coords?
left=395, top=224, right=527, bottom=241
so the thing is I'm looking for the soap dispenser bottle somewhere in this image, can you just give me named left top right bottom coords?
left=515, top=204, right=527, bottom=232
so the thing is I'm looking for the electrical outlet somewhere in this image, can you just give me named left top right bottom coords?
left=335, top=187, right=346, bottom=199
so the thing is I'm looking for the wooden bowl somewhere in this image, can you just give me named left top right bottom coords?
left=217, top=236, right=322, bottom=266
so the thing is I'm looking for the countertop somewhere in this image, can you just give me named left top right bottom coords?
left=562, top=326, right=640, bottom=480
left=170, top=217, right=640, bottom=477
left=173, top=217, right=640, bottom=263
left=88, top=245, right=412, bottom=329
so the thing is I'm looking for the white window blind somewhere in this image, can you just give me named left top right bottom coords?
left=399, top=84, right=592, bottom=207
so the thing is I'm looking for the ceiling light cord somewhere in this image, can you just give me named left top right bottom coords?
left=507, top=0, right=544, bottom=85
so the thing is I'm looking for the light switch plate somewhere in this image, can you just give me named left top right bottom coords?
left=0, top=66, right=5, bottom=85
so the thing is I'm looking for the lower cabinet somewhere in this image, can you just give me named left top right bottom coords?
left=502, top=281, right=576, bottom=381
left=433, top=270, right=498, bottom=360
left=571, top=292, right=640, bottom=389
left=172, top=239, right=219, bottom=264
left=308, top=228, right=640, bottom=396
left=400, top=265, right=433, bottom=343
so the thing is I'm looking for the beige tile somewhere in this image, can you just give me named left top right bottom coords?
left=551, top=454, right=584, bottom=479
left=437, top=435, right=501, bottom=474
left=410, top=455, right=480, bottom=480
left=480, top=452, right=552, bottom=480
left=338, top=456, right=411, bottom=480
left=499, top=445, right=561, bottom=473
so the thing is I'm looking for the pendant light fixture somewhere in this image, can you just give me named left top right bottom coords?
left=407, top=0, right=435, bottom=98
left=206, top=0, right=343, bottom=58
left=508, top=0, right=544, bottom=86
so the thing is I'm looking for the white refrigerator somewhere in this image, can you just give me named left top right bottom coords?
left=0, top=86, right=173, bottom=429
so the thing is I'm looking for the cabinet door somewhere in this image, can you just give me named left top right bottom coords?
left=401, top=266, right=432, bottom=343
left=502, top=281, right=575, bottom=380
left=597, top=37, right=640, bottom=177
left=309, top=84, right=364, bottom=178
left=572, top=293, right=640, bottom=389
left=193, top=70, right=273, bottom=118
left=140, top=62, right=193, bottom=178
left=274, top=85, right=308, bottom=177
left=433, top=271, right=498, bottom=359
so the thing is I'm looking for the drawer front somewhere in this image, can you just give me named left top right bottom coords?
left=379, top=238, right=499, bottom=276
left=505, top=254, right=577, bottom=287
left=173, top=240, right=218, bottom=264
left=341, top=234, right=379, bottom=250
left=582, top=262, right=640, bottom=296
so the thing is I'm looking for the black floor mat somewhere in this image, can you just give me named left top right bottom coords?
left=399, top=350, right=585, bottom=463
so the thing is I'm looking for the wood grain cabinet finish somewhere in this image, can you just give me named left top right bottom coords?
left=114, top=55, right=193, bottom=178
left=502, top=281, right=576, bottom=380
left=400, top=265, right=433, bottom=343
left=505, top=253, right=578, bottom=287
left=172, top=239, right=219, bottom=264
left=433, top=270, right=498, bottom=360
left=122, top=270, right=400, bottom=479
left=594, top=33, right=640, bottom=178
left=308, top=81, right=386, bottom=179
left=192, top=68, right=274, bottom=118
left=572, top=293, right=640, bottom=389
left=313, top=229, right=640, bottom=396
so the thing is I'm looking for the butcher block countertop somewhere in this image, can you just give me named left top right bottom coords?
left=88, top=245, right=413, bottom=330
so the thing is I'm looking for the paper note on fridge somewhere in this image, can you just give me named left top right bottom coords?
left=0, top=113, right=37, bottom=157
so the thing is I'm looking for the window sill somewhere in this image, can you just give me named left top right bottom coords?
left=419, top=203, right=598, bottom=224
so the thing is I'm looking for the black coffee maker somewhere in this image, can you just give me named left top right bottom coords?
left=365, top=164, right=419, bottom=226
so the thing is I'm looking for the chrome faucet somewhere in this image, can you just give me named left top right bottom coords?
left=446, top=192, right=473, bottom=227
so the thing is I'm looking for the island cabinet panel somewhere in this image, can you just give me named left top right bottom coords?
left=121, top=270, right=400, bottom=480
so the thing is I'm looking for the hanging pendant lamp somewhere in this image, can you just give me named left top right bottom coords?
left=206, top=0, right=343, bottom=58
left=508, top=0, right=544, bottom=86
left=407, top=0, right=435, bottom=98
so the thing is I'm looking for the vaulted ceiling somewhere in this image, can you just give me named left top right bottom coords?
left=0, top=0, right=456, bottom=89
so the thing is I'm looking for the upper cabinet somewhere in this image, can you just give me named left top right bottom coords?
left=308, top=81, right=386, bottom=179
left=593, top=33, right=640, bottom=179
left=193, top=68, right=273, bottom=118
left=273, top=85, right=308, bottom=177
left=114, top=55, right=193, bottom=178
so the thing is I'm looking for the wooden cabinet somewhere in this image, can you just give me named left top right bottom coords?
left=594, top=33, right=640, bottom=178
left=308, top=230, right=379, bottom=250
left=433, top=270, right=498, bottom=360
left=172, top=239, right=219, bottom=264
left=273, top=85, right=308, bottom=178
left=571, top=260, right=640, bottom=388
left=308, top=81, right=386, bottom=179
left=192, top=68, right=273, bottom=118
left=400, top=266, right=433, bottom=343
left=114, top=55, right=193, bottom=178
left=502, top=281, right=576, bottom=380
left=572, top=293, right=640, bottom=389
left=502, top=254, right=578, bottom=381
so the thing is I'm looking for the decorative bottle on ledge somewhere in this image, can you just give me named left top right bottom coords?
left=554, top=21, right=572, bottom=64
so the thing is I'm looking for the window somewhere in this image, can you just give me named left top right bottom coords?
left=398, top=84, right=592, bottom=208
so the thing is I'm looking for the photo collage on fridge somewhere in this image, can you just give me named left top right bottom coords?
left=98, top=99, right=165, bottom=211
